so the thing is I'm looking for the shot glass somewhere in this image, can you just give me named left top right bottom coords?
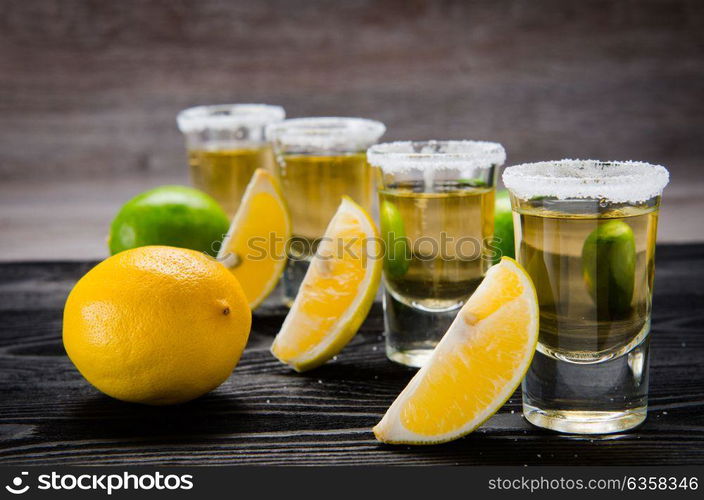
left=266, top=117, right=386, bottom=305
left=367, top=140, right=505, bottom=367
left=177, top=104, right=285, bottom=217
left=503, top=160, right=670, bottom=434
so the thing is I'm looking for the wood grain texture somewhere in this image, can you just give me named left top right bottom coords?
left=1, top=0, right=703, bottom=182
left=1, top=0, right=703, bottom=261
left=0, top=244, right=702, bottom=465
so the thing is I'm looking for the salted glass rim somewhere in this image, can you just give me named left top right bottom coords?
left=367, top=140, right=506, bottom=171
left=177, top=104, right=285, bottom=133
left=502, top=159, right=670, bottom=203
left=265, top=117, right=386, bottom=151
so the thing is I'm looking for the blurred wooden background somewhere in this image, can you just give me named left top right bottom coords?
left=1, top=0, right=703, bottom=259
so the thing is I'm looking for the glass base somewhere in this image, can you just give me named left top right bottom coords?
left=523, top=335, right=650, bottom=435
left=385, top=346, right=434, bottom=368
left=523, top=404, right=646, bottom=434
left=383, top=288, right=461, bottom=368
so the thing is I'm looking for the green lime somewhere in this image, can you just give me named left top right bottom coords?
left=581, top=220, right=636, bottom=318
left=493, top=190, right=514, bottom=263
left=457, top=178, right=488, bottom=188
left=380, top=200, right=410, bottom=278
left=108, top=185, right=230, bottom=257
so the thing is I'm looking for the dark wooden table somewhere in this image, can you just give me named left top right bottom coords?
left=1, top=244, right=703, bottom=466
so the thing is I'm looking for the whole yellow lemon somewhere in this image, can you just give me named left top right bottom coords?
left=63, top=246, right=251, bottom=405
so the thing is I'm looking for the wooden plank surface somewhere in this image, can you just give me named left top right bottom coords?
left=0, top=244, right=702, bottom=465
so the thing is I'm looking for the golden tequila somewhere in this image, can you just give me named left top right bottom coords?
left=178, top=104, right=285, bottom=218
left=267, top=117, right=386, bottom=305
left=504, top=159, right=669, bottom=434
left=189, top=146, right=275, bottom=218
left=380, top=182, right=495, bottom=310
left=276, top=152, right=373, bottom=247
left=515, top=199, right=658, bottom=362
left=368, top=140, right=505, bottom=367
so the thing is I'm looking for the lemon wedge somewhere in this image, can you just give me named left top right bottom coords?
left=271, top=197, right=382, bottom=372
left=217, top=169, right=291, bottom=309
left=374, top=257, right=538, bottom=444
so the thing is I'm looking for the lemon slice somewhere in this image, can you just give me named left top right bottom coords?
left=374, top=257, right=539, bottom=444
left=271, top=197, right=382, bottom=372
left=217, top=169, right=291, bottom=309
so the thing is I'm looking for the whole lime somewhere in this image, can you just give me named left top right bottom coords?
left=581, top=220, right=636, bottom=318
left=493, top=190, right=514, bottom=263
left=379, top=200, right=410, bottom=278
left=108, top=186, right=230, bottom=257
